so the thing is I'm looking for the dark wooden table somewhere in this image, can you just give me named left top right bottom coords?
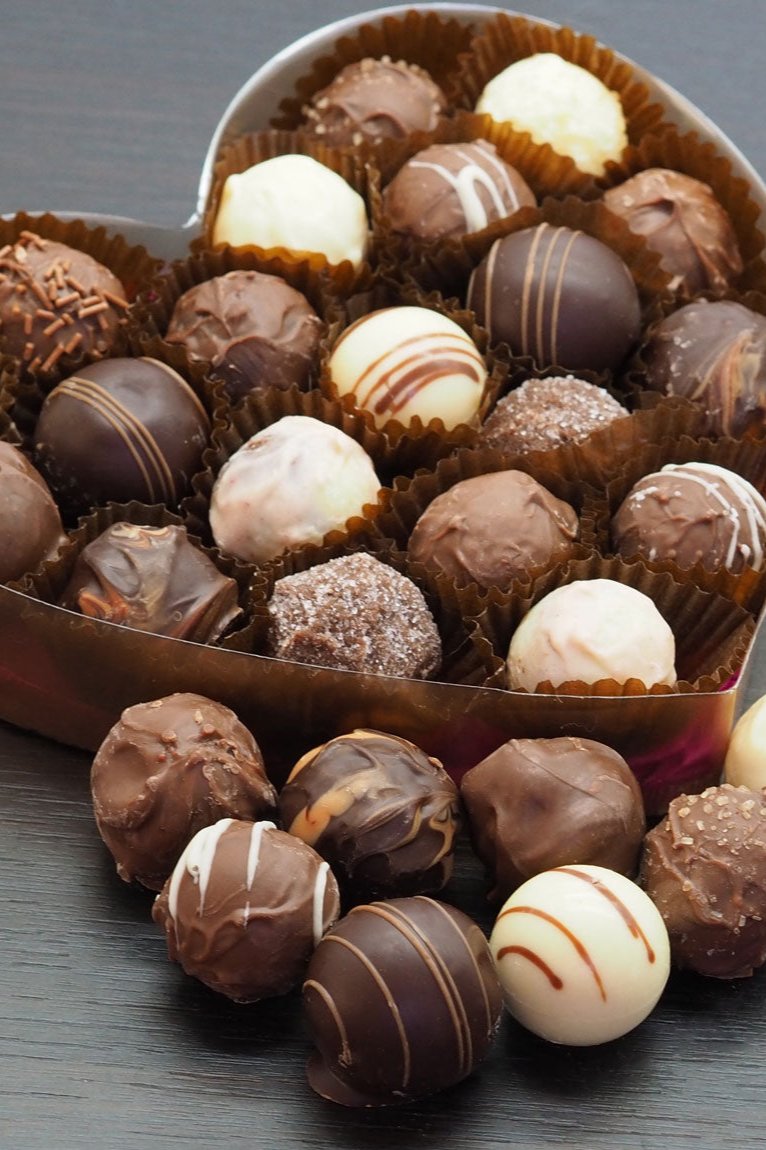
left=2, top=3, right=766, bottom=1148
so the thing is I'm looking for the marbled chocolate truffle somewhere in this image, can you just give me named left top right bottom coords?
left=91, top=693, right=278, bottom=891
left=407, top=470, right=579, bottom=590
left=153, top=818, right=340, bottom=1001
left=303, top=896, right=503, bottom=1106
left=0, top=441, right=66, bottom=582
left=477, top=376, right=626, bottom=455
left=641, top=784, right=766, bottom=978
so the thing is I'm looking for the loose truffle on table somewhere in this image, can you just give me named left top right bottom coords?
left=91, top=693, right=278, bottom=892
left=0, top=441, right=67, bottom=583
left=477, top=376, right=626, bottom=455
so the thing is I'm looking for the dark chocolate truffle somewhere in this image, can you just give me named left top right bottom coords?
left=303, top=896, right=503, bottom=1106
left=153, top=818, right=341, bottom=1001
left=466, top=223, right=641, bottom=373
left=0, top=441, right=66, bottom=582
left=0, top=231, right=128, bottom=374
left=34, top=356, right=210, bottom=517
left=266, top=552, right=441, bottom=679
left=461, top=737, right=646, bottom=902
left=407, top=470, right=579, bottom=590
left=641, top=783, right=766, bottom=978
left=382, top=140, right=536, bottom=243
left=91, top=693, right=278, bottom=892
left=165, top=269, right=323, bottom=404
left=279, top=729, right=460, bottom=899
left=58, top=522, right=242, bottom=641
left=477, top=375, right=626, bottom=454
left=603, top=167, right=743, bottom=295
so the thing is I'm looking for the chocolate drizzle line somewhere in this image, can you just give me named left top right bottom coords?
left=496, top=904, right=606, bottom=1000
left=557, top=866, right=656, bottom=963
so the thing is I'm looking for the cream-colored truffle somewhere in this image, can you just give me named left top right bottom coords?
left=725, top=694, right=766, bottom=791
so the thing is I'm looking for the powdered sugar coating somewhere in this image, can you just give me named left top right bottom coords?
left=478, top=376, right=625, bottom=455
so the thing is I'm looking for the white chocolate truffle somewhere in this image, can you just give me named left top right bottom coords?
left=209, top=415, right=381, bottom=564
left=725, top=694, right=766, bottom=791
left=490, top=864, right=670, bottom=1045
left=328, top=306, right=487, bottom=430
left=507, top=578, right=676, bottom=691
left=212, top=154, right=370, bottom=269
left=475, top=53, right=628, bottom=177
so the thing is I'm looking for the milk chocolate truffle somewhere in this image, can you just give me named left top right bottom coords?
left=603, top=167, right=743, bottom=295
left=612, top=462, right=766, bottom=573
left=34, top=357, right=210, bottom=518
left=302, top=56, right=447, bottom=148
left=641, top=784, right=766, bottom=978
left=507, top=578, right=677, bottom=691
left=165, top=270, right=323, bottom=404
left=0, top=441, right=67, bottom=583
left=407, top=470, right=579, bottom=590
left=382, top=140, right=536, bottom=243
left=328, top=306, right=487, bottom=430
left=153, top=818, right=340, bottom=1001
left=266, top=552, right=441, bottom=679
left=467, top=224, right=641, bottom=373
left=91, top=693, right=278, bottom=891
left=58, top=522, right=242, bottom=642
left=0, top=231, right=128, bottom=374
left=209, top=415, right=381, bottom=565
left=279, top=729, right=460, bottom=899
left=477, top=376, right=626, bottom=454
left=303, top=896, right=503, bottom=1106
left=724, top=694, right=766, bottom=791
left=642, top=299, right=766, bottom=438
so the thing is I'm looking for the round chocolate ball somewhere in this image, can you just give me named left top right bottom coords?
left=477, top=375, right=626, bottom=454
left=724, top=694, right=766, bottom=791
left=0, top=441, right=66, bottom=582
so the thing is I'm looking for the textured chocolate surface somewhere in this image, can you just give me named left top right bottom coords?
left=303, top=896, right=503, bottom=1106
left=91, top=693, right=278, bottom=892
left=477, top=375, right=626, bottom=454
left=0, top=440, right=67, bottom=582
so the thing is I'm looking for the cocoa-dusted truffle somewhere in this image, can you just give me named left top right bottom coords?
left=641, top=783, right=766, bottom=978
left=0, top=441, right=66, bottom=583
left=165, top=269, right=323, bottom=405
left=477, top=376, right=626, bottom=455
left=91, top=693, right=278, bottom=891
left=153, top=818, right=340, bottom=1001
left=266, top=552, right=441, bottom=679
left=303, top=896, right=503, bottom=1106
left=279, top=729, right=460, bottom=899
left=461, top=737, right=646, bottom=902
left=408, top=469, right=578, bottom=590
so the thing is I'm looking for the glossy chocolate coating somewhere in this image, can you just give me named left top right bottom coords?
left=0, top=441, right=67, bottom=582
left=153, top=818, right=340, bottom=1001
left=641, top=784, right=766, bottom=978
left=91, top=693, right=278, bottom=891
left=467, top=223, right=641, bottom=373
left=303, top=896, right=503, bottom=1106
left=279, top=729, right=460, bottom=899
left=477, top=375, right=625, bottom=454
left=461, top=737, right=646, bottom=902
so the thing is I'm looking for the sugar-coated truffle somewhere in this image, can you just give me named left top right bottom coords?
left=0, top=441, right=67, bottom=582
left=279, top=729, right=460, bottom=899
left=303, top=896, right=503, bottom=1106
left=407, top=469, right=579, bottom=590
left=153, top=818, right=340, bottom=1001
left=477, top=375, right=625, bottom=455
left=507, top=578, right=677, bottom=691
left=266, top=552, right=442, bottom=679
left=724, top=694, right=766, bottom=791
left=209, top=415, right=381, bottom=565
left=641, top=784, right=766, bottom=978
left=91, top=693, right=278, bottom=892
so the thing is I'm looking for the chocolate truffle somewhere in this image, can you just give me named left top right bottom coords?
left=266, top=552, right=441, bottom=679
left=382, top=140, right=536, bottom=243
left=91, top=693, right=278, bottom=891
left=642, top=299, right=766, bottom=438
left=612, top=461, right=766, bottom=573
left=507, top=578, right=677, bottom=691
left=34, top=357, right=210, bottom=518
left=407, top=470, right=579, bottom=590
left=603, top=167, right=743, bottom=295
left=641, top=784, right=766, bottom=978
left=0, top=231, right=128, bottom=374
left=279, top=729, right=460, bottom=899
left=467, top=224, right=641, bottom=373
left=328, top=306, right=487, bottom=430
left=490, top=865, right=670, bottom=1045
left=209, top=415, right=381, bottom=565
left=0, top=441, right=66, bottom=582
left=153, top=818, right=340, bottom=1001
left=461, top=737, right=646, bottom=902
left=724, top=694, right=766, bottom=791
left=302, top=56, right=447, bottom=147
left=303, top=896, right=503, bottom=1106
left=477, top=375, right=626, bottom=454
left=58, top=522, right=242, bottom=642
left=165, top=269, right=323, bottom=404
